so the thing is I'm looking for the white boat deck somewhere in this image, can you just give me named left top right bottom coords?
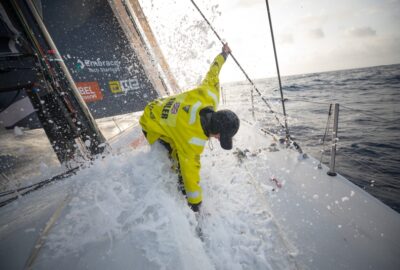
left=0, top=120, right=399, bottom=270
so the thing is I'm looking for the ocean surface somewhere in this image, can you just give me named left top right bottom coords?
left=223, top=63, right=400, bottom=213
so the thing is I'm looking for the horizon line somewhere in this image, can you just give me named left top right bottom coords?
left=221, top=62, right=400, bottom=85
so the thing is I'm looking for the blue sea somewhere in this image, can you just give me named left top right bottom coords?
left=224, top=64, right=400, bottom=213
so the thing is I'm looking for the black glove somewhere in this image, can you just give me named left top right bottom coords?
left=221, top=43, right=231, bottom=60
left=189, top=202, right=202, bottom=212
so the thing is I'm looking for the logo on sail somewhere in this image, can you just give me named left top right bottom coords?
left=109, top=78, right=140, bottom=94
left=75, top=82, right=103, bottom=102
left=75, top=58, right=121, bottom=73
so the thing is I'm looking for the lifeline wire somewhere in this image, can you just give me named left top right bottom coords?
left=290, top=98, right=397, bottom=123
left=340, top=104, right=397, bottom=123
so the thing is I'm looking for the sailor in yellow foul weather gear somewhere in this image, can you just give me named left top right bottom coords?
left=140, top=44, right=240, bottom=212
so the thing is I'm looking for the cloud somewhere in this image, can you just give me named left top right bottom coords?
left=299, top=14, right=328, bottom=25
left=308, top=28, right=325, bottom=39
left=346, top=27, right=377, bottom=38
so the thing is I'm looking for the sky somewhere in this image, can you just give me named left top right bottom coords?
left=139, top=0, right=400, bottom=86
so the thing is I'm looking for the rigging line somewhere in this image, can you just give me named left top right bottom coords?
left=0, top=167, right=79, bottom=203
left=189, top=0, right=286, bottom=131
left=288, top=98, right=332, bottom=106
left=338, top=153, right=391, bottom=189
left=287, top=99, right=398, bottom=127
left=10, top=0, right=52, bottom=76
left=189, top=0, right=306, bottom=155
left=250, top=87, right=255, bottom=119
left=288, top=99, right=398, bottom=124
left=242, top=118, right=277, bottom=141
left=340, top=104, right=396, bottom=122
left=318, top=104, right=333, bottom=167
left=264, top=0, right=290, bottom=139
left=339, top=152, right=388, bottom=177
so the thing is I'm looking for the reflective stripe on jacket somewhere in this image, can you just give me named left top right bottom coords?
left=139, top=53, right=225, bottom=204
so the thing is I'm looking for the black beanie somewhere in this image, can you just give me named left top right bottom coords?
left=210, top=110, right=240, bottom=150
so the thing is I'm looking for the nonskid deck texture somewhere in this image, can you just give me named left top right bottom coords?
left=0, top=120, right=399, bottom=270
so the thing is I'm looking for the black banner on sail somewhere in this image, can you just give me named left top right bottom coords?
left=41, top=0, right=159, bottom=118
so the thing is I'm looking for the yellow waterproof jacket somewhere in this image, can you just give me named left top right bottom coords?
left=140, top=53, right=226, bottom=205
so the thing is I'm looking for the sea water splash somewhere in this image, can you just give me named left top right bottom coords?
left=139, top=0, right=222, bottom=88
left=38, top=144, right=212, bottom=269
left=28, top=122, right=301, bottom=270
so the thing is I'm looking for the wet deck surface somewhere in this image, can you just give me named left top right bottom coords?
left=0, top=112, right=141, bottom=192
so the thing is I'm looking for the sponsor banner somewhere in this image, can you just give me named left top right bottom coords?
left=42, top=0, right=159, bottom=118
left=109, top=78, right=140, bottom=94
left=109, top=81, right=122, bottom=94
left=76, top=82, right=103, bottom=103
left=74, top=58, right=121, bottom=74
